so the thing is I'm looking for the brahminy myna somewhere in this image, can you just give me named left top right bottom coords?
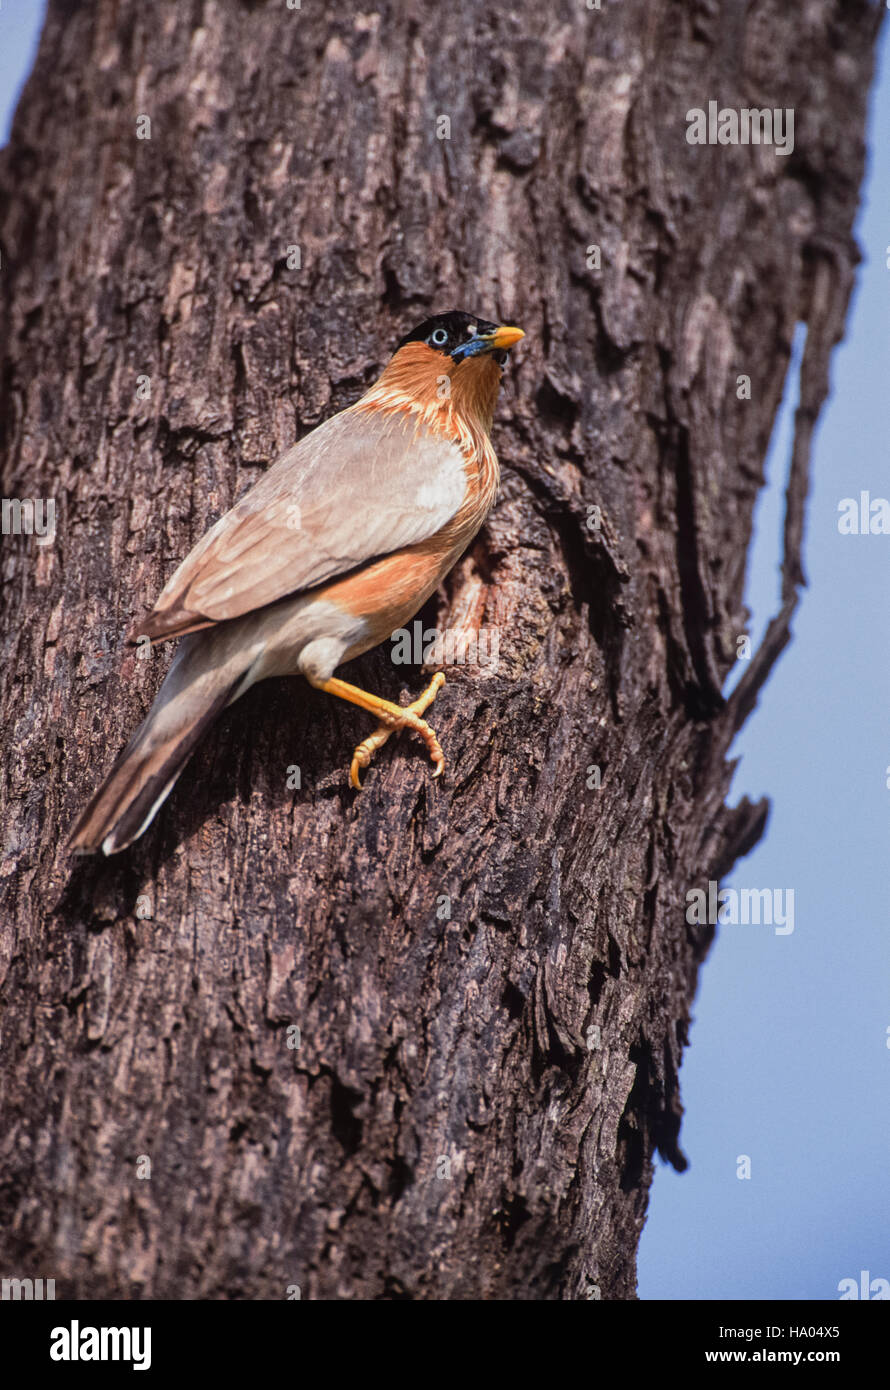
left=68, top=310, right=524, bottom=854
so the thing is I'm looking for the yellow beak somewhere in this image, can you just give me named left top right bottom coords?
left=489, top=325, right=525, bottom=351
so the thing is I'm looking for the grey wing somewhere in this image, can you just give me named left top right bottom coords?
left=140, top=406, right=468, bottom=639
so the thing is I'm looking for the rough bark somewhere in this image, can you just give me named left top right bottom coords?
left=0, top=0, right=880, bottom=1299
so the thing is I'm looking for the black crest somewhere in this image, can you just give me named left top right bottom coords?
left=395, top=310, right=500, bottom=357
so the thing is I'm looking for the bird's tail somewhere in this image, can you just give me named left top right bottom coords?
left=67, top=633, right=252, bottom=856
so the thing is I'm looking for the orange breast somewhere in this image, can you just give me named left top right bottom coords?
left=323, top=460, right=496, bottom=659
left=324, top=345, right=503, bottom=658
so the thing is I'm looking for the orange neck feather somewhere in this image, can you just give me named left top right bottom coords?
left=353, top=342, right=503, bottom=455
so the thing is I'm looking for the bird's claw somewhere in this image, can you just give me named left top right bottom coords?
left=349, top=729, right=389, bottom=789
left=349, top=673, right=446, bottom=789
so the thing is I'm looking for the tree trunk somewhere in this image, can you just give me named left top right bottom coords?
left=0, top=0, right=880, bottom=1300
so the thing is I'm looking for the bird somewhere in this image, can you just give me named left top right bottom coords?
left=68, top=310, right=525, bottom=855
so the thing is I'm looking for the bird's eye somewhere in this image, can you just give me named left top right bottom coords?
left=430, top=328, right=449, bottom=347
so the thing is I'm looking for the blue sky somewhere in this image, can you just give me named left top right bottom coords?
left=640, top=27, right=890, bottom=1300
left=2, top=3, right=887, bottom=1301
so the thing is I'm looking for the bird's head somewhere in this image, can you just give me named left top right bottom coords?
left=369, top=310, right=524, bottom=437
left=395, top=310, right=525, bottom=368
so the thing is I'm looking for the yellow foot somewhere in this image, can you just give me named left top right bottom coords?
left=350, top=673, right=446, bottom=789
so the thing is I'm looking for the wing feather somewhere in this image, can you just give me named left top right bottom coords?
left=139, top=407, right=468, bottom=640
